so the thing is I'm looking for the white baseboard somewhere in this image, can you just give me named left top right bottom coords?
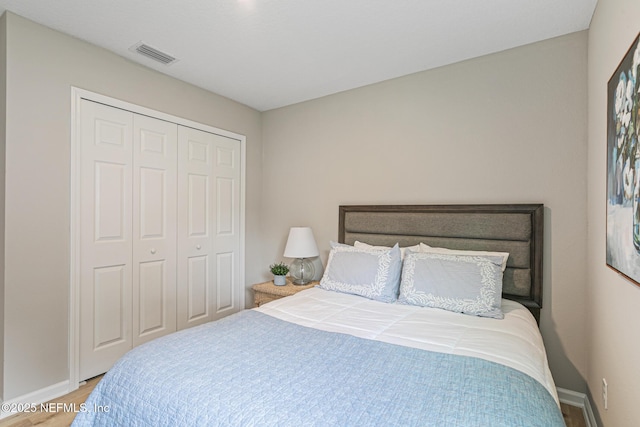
left=0, top=380, right=70, bottom=420
left=558, top=387, right=598, bottom=427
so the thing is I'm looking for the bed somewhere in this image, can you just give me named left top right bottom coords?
left=72, top=204, right=563, bottom=427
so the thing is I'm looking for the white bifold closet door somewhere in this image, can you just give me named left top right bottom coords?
left=177, top=127, right=241, bottom=330
left=78, top=100, right=240, bottom=381
left=79, top=101, right=136, bottom=380
left=132, top=114, right=178, bottom=349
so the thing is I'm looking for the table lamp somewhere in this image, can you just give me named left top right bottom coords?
left=283, top=227, right=319, bottom=285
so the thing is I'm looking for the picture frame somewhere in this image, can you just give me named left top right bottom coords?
left=606, top=32, right=640, bottom=286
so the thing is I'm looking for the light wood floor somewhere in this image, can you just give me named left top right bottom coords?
left=0, top=376, right=587, bottom=427
left=562, top=402, right=588, bottom=427
left=0, top=376, right=102, bottom=427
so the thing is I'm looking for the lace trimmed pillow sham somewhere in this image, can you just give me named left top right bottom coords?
left=398, top=251, right=505, bottom=319
left=319, top=242, right=402, bottom=303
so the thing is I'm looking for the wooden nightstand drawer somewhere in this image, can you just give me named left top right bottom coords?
left=252, top=280, right=318, bottom=307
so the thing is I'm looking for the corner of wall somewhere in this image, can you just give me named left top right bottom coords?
left=585, top=386, right=603, bottom=427
left=0, top=10, right=7, bottom=401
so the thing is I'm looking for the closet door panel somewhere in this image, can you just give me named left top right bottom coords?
left=79, top=100, right=133, bottom=381
left=94, top=162, right=127, bottom=241
left=187, top=255, right=209, bottom=321
left=212, top=135, right=242, bottom=319
left=216, top=252, right=234, bottom=312
left=184, top=172, right=210, bottom=322
left=93, top=265, right=127, bottom=348
left=177, top=127, right=215, bottom=329
left=137, top=260, right=166, bottom=335
left=188, top=173, right=209, bottom=236
left=132, top=115, right=178, bottom=346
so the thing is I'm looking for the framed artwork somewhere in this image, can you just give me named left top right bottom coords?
left=607, top=32, right=640, bottom=285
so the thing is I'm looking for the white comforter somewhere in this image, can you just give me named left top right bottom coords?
left=255, top=286, right=558, bottom=403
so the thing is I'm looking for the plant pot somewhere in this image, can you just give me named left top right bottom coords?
left=273, top=275, right=287, bottom=286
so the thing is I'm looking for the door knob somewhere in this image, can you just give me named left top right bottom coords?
left=150, top=248, right=157, bottom=254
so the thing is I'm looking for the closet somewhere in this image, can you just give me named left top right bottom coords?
left=77, top=99, right=242, bottom=381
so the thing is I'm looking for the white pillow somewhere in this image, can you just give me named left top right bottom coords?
left=398, top=250, right=505, bottom=319
left=354, top=241, right=421, bottom=259
left=319, top=242, right=403, bottom=303
left=419, top=243, right=509, bottom=272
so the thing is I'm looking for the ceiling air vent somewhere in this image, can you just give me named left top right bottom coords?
left=130, top=42, right=178, bottom=65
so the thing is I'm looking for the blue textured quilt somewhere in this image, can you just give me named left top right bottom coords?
left=72, top=310, right=564, bottom=426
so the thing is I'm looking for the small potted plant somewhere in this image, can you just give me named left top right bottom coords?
left=269, top=262, right=289, bottom=286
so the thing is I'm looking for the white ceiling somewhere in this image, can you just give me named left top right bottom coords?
left=0, top=0, right=597, bottom=111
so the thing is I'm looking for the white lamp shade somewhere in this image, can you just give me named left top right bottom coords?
left=283, top=227, right=319, bottom=258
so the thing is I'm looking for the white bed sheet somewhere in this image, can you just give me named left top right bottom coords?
left=255, top=287, right=558, bottom=404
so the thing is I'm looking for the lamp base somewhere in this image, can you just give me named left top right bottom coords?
left=289, top=258, right=315, bottom=286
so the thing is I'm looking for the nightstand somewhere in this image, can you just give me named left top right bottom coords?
left=252, top=279, right=318, bottom=307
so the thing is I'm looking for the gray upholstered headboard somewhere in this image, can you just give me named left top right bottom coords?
left=338, top=204, right=544, bottom=322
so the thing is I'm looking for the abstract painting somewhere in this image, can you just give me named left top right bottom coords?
left=607, top=32, right=640, bottom=286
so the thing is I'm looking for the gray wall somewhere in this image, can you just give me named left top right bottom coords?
left=1, top=12, right=263, bottom=400
left=0, top=12, right=6, bottom=400
left=262, top=31, right=589, bottom=392
left=588, top=0, right=640, bottom=424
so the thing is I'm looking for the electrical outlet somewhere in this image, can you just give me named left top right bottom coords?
left=602, top=378, right=608, bottom=410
